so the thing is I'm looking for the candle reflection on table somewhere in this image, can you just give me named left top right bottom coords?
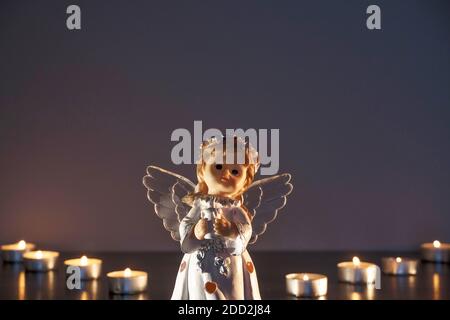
left=109, top=292, right=149, bottom=300
left=23, top=271, right=56, bottom=300
left=341, top=283, right=376, bottom=300
left=433, top=273, right=440, bottom=300
left=4, top=263, right=58, bottom=300
left=18, top=271, right=26, bottom=300
left=287, top=294, right=326, bottom=300
left=386, top=273, right=418, bottom=299
left=63, top=276, right=101, bottom=300
left=80, top=281, right=99, bottom=300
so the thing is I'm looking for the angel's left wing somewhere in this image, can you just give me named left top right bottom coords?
left=143, top=165, right=196, bottom=241
left=243, top=173, right=293, bottom=244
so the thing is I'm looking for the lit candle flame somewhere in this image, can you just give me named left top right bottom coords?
left=352, top=256, right=361, bottom=266
left=17, top=240, right=26, bottom=250
left=396, top=257, right=402, bottom=263
left=80, top=255, right=88, bottom=266
left=36, top=250, right=43, bottom=259
left=433, top=240, right=441, bottom=248
left=303, top=274, right=309, bottom=281
left=124, top=268, right=132, bottom=277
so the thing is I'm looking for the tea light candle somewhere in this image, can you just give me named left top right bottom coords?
left=381, top=257, right=418, bottom=275
left=107, top=268, right=148, bottom=294
left=285, top=273, right=328, bottom=298
left=1, top=240, right=36, bottom=262
left=64, top=255, right=102, bottom=280
left=23, top=250, right=59, bottom=272
left=337, top=256, right=378, bottom=284
left=421, top=240, right=450, bottom=263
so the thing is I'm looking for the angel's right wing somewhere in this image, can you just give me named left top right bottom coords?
left=243, top=174, right=293, bottom=244
left=142, top=165, right=196, bottom=241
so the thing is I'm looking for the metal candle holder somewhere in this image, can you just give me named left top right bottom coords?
left=64, top=256, right=102, bottom=280
left=382, top=257, right=418, bottom=275
left=107, top=268, right=148, bottom=295
left=421, top=241, right=450, bottom=263
left=286, top=273, right=328, bottom=298
left=1, top=241, right=36, bottom=263
left=23, top=250, right=59, bottom=272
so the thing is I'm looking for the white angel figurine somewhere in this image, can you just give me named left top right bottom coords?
left=143, top=136, right=293, bottom=300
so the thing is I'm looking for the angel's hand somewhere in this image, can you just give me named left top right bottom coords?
left=194, top=218, right=208, bottom=240
left=214, top=212, right=239, bottom=238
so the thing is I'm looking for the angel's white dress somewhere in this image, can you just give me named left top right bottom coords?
left=171, top=197, right=261, bottom=300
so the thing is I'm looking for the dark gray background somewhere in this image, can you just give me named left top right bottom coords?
left=1, top=0, right=449, bottom=251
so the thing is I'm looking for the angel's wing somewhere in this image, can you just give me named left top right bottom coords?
left=243, top=174, right=293, bottom=244
left=143, top=165, right=196, bottom=241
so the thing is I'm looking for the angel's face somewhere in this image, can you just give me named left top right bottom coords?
left=201, top=162, right=248, bottom=198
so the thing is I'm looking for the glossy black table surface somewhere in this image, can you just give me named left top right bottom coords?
left=0, top=251, right=448, bottom=300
